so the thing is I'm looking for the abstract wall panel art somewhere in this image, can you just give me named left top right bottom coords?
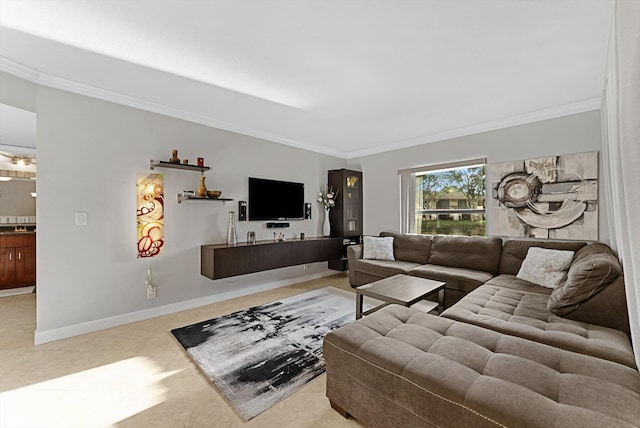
left=491, top=151, right=598, bottom=240
left=137, top=173, right=164, bottom=258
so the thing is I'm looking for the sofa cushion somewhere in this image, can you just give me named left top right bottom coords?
left=499, top=239, right=586, bottom=275
left=441, top=277, right=636, bottom=368
left=409, top=264, right=494, bottom=293
left=363, top=236, right=395, bottom=260
left=428, top=235, right=502, bottom=274
left=516, top=247, right=575, bottom=288
left=324, top=305, right=640, bottom=428
left=380, top=231, right=432, bottom=264
left=354, top=259, right=422, bottom=279
left=548, top=242, right=623, bottom=316
left=482, top=274, right=554, bottom=295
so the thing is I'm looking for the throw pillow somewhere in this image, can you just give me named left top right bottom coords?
left=516, top=247, right=575, bottom=288
left=547, top=243, right=622, bottom=316
left=363, top=236, right=395, bottom=261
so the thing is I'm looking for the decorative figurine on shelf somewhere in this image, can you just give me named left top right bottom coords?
left=182, top=159, right=189, bottom=165
left=169, top=149, right=180, bottom=164
left=278, top=232, right=286, bottom=242
left=318, top=186, right=338, bottom=237
left=197, top=176, right=208, bottom=197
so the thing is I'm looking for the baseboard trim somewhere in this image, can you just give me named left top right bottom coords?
left=34, top=270, right=341, bottom=345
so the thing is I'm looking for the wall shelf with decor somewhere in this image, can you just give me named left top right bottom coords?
left=177, top=195, right=233, bottom=204
left=149, top=160, right=210, bottom=173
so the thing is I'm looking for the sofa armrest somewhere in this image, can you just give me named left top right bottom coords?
left=563, top=277, right=630, bottom=336
left=347, top=244, right=363, bottom=285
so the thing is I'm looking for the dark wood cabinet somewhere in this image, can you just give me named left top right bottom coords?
left=16, top=236, right=36, bottom=286
left=0, top=234, right=36, bottom=289
left=328, top=169, right=363, bottom=270
left=0, top=246, right=15, bottom=287
left=201, top=237, right=343, bottom=280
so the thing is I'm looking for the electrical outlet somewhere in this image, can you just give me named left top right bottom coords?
left=147, top=284, right=157, bottom=299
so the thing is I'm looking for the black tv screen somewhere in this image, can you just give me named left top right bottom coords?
left=248, top=177, right=305, bottom=220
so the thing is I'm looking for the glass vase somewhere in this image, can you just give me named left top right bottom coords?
left=227, top=211, right=237, bottom=246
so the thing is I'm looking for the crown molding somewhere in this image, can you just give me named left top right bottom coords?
left=2, top=57, right=600, bottom=161
left=0, top=143, right=37, bottom=155
left=0, top=57, right=40, bottom=81
left=0, top=57, right=348, bottom=159
left=346, top=98, right=602, bottom=159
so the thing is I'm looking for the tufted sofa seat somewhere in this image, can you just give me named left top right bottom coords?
left=440, top=276, right=636, bottom=368
left=324, top=305, right=640, bottom=428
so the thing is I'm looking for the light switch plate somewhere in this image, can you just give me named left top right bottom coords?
left=76, top=212, right=88, bottom=226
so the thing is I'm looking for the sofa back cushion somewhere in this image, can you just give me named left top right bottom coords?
left=547, top=242, right=623, bottom=316
left=500, top=239, right=586, bottom=275
left=428, top=235, right=502, bottom=274
left=380, top=231, right=432, bottom=264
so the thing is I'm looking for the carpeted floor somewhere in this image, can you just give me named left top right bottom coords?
left=0, top=273, right=363, bottom=428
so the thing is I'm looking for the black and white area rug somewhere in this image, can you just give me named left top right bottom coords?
left=171, top=286, right=361, bottom=420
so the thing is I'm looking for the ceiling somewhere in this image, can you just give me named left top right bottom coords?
left=0, top=0, right=613, bottom=158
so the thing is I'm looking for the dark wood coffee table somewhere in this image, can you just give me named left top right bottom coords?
left=356, top=274, right=446, bottom=319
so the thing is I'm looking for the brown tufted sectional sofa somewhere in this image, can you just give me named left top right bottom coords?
left=323, top=232, right=640, bottom=427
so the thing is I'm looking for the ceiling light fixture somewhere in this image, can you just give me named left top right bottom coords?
left=0, top=177, right=12, bottom=181
left=0, top=153, right=35, bottom=167
left=11, top=156, right=32, bottom=166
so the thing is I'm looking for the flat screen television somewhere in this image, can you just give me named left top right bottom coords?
left=248, top=177, right=305, bottom=220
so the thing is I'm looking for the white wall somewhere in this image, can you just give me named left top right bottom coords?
left=0, top=180, right=36, bottom=216
left=347, top=110, right=608, bottom=242
left=1, top=72, right=346, bottom=342
left=0, top=72, right=36, bottom=112
left=1, top=69, right=607, bottom=343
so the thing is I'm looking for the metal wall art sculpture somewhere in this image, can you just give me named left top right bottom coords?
left=491, top=151, right=598, bottom=240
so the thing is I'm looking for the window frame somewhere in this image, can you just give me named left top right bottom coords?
left=399, top=157, right=486, bottom=235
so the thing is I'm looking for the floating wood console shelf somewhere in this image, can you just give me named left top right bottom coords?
left=201, top=237, right=343, bottom=279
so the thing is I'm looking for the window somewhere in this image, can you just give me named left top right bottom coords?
left=399, top=158, right=486, bottom=236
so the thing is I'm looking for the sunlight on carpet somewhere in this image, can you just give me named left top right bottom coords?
left=0, top=357, right=181, bottom=428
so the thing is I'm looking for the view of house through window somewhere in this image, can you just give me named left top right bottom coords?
left=415, top=163, right=486, bottom=236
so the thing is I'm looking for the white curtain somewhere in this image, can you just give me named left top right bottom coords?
left=399, top=172, right=416, bottom=233
left=601, top=0, right=640, bottom=369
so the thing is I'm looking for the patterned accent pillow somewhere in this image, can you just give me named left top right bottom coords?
left=516, top=247, right=575, bottom=288
left=363, top=236, right=395, bottom=261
